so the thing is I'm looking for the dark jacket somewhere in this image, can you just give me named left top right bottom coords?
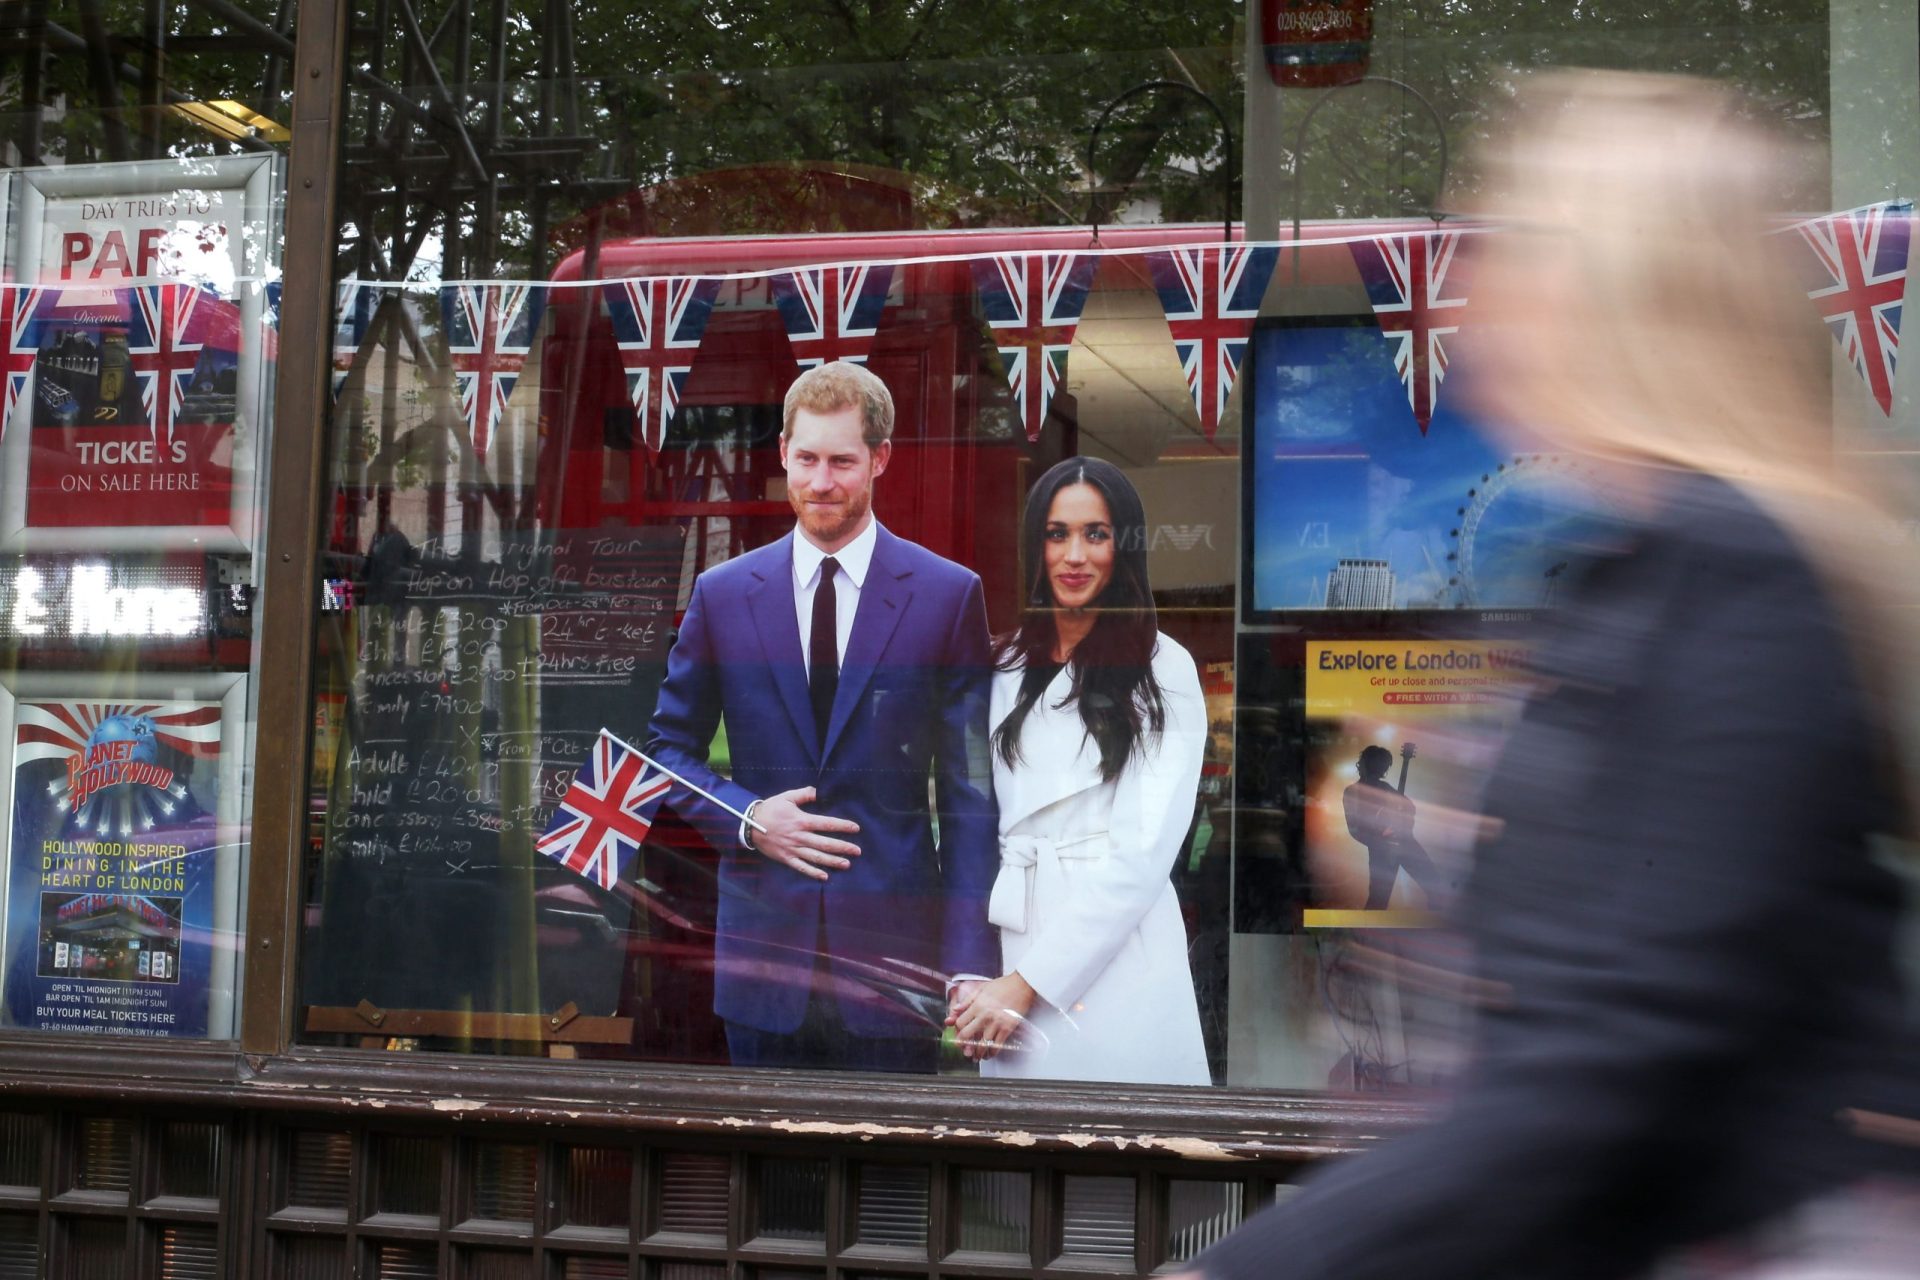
left=1198, top=472, right=1920, bottom=1280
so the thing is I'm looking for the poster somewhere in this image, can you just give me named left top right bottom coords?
left=1300, top=640, right=1532, bottom=927
left=0, top=678, right=246, bottom=1037
left=1, top=155, right=278, bottom=551
left=1247, top=318, right=1604, bottom=613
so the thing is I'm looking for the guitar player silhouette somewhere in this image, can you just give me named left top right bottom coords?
left=1343, top=743, right=1448, bottom=911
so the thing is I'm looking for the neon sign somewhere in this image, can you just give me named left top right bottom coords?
left=0, top=559, right=207, bottom=641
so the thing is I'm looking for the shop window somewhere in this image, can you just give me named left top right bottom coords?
left=0, top=1, right=292, bottom=1046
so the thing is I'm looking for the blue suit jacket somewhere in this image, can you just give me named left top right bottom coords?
left=645, top=525, right=1000, bottom=1036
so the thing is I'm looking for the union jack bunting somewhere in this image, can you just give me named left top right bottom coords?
left=969, top=253, right=1099, bottom=441
left=770, top=262, right=896, bottom=367
left=1794, top=201, right=1912, bottom=416
left=1145, top=245, right=1279, bottom=437
left=604, top=275, right=719, bottom=451
left=1, top=285, right=44, bottom=438
left=439, top=282, right=546, bottom=459
left=332, top=280, right=377, bottom=400
left=1348, top=232, right=1468, bottom=435
left=536, top=730, right=673, bottom=891
left=124, top=283, right=218, bottom=448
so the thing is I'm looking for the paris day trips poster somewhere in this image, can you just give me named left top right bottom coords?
left=1, top=700, right=226, bottom=1036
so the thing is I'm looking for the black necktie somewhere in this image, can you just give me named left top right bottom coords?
left=810, top=556, right=840, bottom=742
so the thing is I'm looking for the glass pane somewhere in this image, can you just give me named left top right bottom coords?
left=1059, top=1175, right=1134, bottom=1262
left=0, top=1, right=290, bottom=1045
left=275, top=1236, right=349, bottom=1280
left=156, top=1122, right=221, bottom=1199
left=0, top=1214, right=37, bottom=1280
left=1166, top=1180, right=1242, bottom=1263
left=654, top=1153, right=728, bottom=1239
left=464, top=1250, right=534, bottom=1280
left=157, top=1224, right=220, bottom=1280
left=59, top=1218, right=126, bottom=1280
left=74, top=1117, right=133, bottom=1195
left=754, top=1159, right=826, bottom=1243
left=561, top=1146, right=630, bottom=1230
left=558, top=1258, right=627, bottom=1280
left=0, top=1115, right=40, bottom=1187
left=467, top=1143, right=537, bottom=1223
left=373, top=1243, right=438, bottom=1280
left=285, top=1130, right=353, bottom=1210
left=854, top=1165, right=927, bottom=1251
left=282, top=0, right=1918, bottom=1103
left=372, top=1136, right=441, bottom=1218
left=954, top=1169, right=1028, bottom=1256
left=651, top=1266, right=723, bottom=1280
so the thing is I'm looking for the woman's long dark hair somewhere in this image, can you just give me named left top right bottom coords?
left=991, top=457, right=1166, bottom=783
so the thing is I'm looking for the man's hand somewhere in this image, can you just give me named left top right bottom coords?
left=748, top=787, right=861, bottom=880
left=948, top=972, right=1036, bottom=1062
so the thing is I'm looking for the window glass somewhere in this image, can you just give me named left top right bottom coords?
left=297, top=0, right=1912, bottom=1092
left=0, top=1, right=292, bottom=1040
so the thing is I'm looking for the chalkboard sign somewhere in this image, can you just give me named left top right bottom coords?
left=303, top=524, right=685, bottom=1024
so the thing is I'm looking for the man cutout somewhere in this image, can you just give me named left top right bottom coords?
left=1343, top=743, right=1447, bottom=911
left=645, top=361, right=999, bottom=1072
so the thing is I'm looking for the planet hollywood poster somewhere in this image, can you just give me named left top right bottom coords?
left=0, top=690, right=239, bottom=1037
left=0, top=155, right=278, bottom=551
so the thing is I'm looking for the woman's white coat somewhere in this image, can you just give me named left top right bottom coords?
left=982, top=634, right=1210, bottom=1085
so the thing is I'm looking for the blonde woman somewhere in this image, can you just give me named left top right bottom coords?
left=1186, top=73, right=1920, bottom=1280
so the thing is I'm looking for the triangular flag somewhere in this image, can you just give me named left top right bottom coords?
left=439, top=282, right=546, bottom=459
left=1348, top=232, right=1467, bottom=435
left=1145, top=245, right=1278, bottom=437
left=603, top=276, right=719, bottom=452
left=1794, top=201, right=1911, bottom=416
left=969, top=252, right=1098, bottom=441
left=770, top=262, right=895, bottom=367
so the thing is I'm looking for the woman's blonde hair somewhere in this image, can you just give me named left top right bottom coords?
left=1470, top=70, right=1920, bottom=830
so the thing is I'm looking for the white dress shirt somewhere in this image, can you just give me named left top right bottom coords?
left=739, top=518, right=878, bottom=849
left=791, top=517, right=877, bottom=679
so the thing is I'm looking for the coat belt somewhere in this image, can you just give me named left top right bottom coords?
left=988, top=830, right=1109, bottom=933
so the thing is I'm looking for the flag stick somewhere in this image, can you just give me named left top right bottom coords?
left=602, top=729, right=769, bottom=834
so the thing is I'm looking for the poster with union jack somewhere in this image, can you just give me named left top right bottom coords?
left=1793, top=200, right=1912, bottom=417
left=1348, top=231, right=1468, bottom=436
left=769, top=262, right=896, bottom=368
left=1146, top=244, right=1279, bottom=437
left=2, top=154, right=275, bottom=551
left=439, top=282, right=546, bottom=459
left=537, top=730, right=673, bottom=890
left=970, top=253, right=1099, bottom=441
left=604, top=275, right=720, bottom=451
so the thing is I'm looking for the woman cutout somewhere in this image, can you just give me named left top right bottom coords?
left=947, top=458, right=1209, bottom=1085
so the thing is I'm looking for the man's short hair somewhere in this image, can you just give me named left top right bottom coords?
left=782, top=360, right=894, bottom=448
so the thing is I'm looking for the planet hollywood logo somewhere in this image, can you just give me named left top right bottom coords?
left=65, top=719, right=177, bottom=811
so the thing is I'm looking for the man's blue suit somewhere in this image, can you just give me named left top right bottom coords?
left=645, top=524, right=1000, bottom=1049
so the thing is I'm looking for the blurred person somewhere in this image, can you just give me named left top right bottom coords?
left=645, top=360, right=999, bottom=1073
left=1182, top=71, right=1920, bottom=1280
left=947, top=458, right=1210, bottom=1083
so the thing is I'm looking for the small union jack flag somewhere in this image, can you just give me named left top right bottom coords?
left=604, top=276, right=719, bottom=451
left=124, top=283, right=218, bottom=448
left=1795, top=201, right=1912, bottom=416
left=1348, top=232, right=1468, bottom=435
left=536, top=730, right=673, bottom=891
left=1, top=284, right=44, bottom=438
left=770, top=263, right=895, bottom=367
left=440, top=283, right=546, bottom=459
left=332, top=280, right=377, bottom=400
left=970, top=253, right=1099, bottom=441
left=1145, top=245, right=1279, bottom=437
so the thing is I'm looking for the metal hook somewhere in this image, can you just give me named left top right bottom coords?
left=1287, top=76, right=1450, bottom=277
left=1088, top=79, right=1236, bottom=246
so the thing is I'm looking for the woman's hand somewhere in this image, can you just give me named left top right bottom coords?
left=947, top=972, right=1037, bottom=1062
